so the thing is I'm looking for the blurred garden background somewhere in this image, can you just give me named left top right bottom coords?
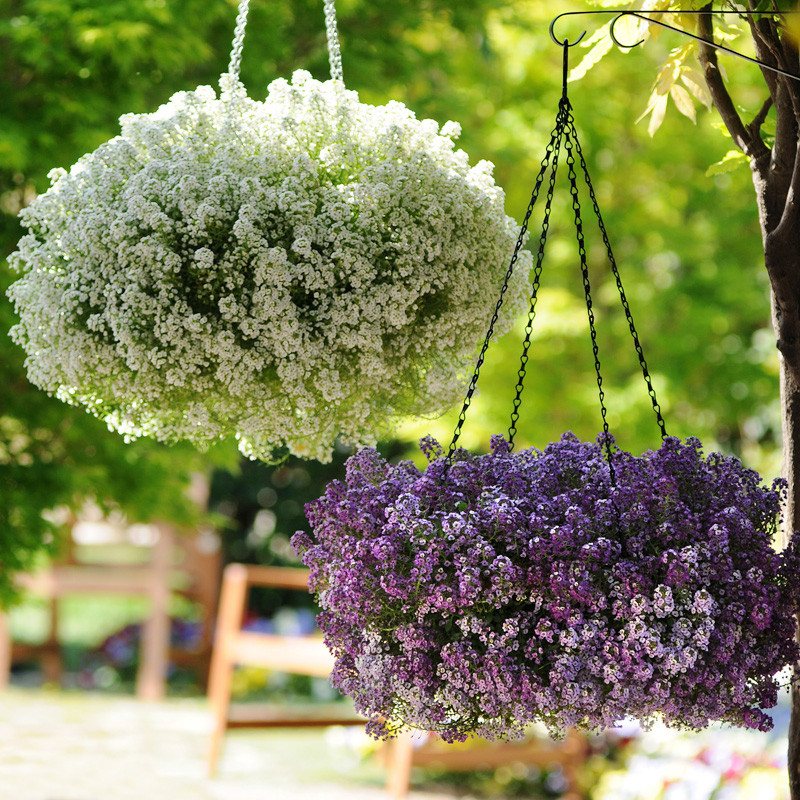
left=0, top=0, right=792, bottom=798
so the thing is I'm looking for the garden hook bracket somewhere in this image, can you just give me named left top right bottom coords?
left=549, top=9, right=800, bottom=83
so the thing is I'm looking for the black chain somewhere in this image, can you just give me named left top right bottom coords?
left=563, top=106, right=616, bottom=484
left=507, top=101, right=569, bottom=448
left=446, top=110, right=564, bottom=463
left=447, top=39, right=667, bottom=469
left=568, top=122, right=668, bottom=440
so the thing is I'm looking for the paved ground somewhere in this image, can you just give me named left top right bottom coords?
left=2, top=686, right=794, bottom=799
left=0, top=689, right=453, bottom=800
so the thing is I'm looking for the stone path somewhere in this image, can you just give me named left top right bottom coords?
left=0, top=689, right=452, bottom=800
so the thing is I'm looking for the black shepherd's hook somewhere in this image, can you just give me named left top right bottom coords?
left=549, top=9, right=800, bottom=83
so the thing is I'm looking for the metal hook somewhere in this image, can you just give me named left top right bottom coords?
left=550, top=9, right=800, bottom=84
left=609, top=11, right=645, bottom=49
left=549, top=13, right=587, bottom=48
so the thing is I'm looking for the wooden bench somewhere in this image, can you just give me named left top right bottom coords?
left=0, top=522, right=221, bottom=699
left=382, top=729, right=588, bottom=799
left=207, top=563, right=589, bottom=797
left=206, top=563, right=363, bottom=775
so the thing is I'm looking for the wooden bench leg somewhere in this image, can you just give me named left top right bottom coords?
left=207, top=651, right=234, bottom=777
left=0, top=612, right=11, bottom=690
left=207, top=564, right=249, bottom=776
left=136, top=524, right=172, bottom=701
left=560, top=730, right=588, bottom=800
left=385, top=733, right=415, bottom=799
left=41, top=597, right=62, bottom=686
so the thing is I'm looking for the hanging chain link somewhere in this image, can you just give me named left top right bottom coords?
left=446, top=111, right=565, bottom=463
left=324, top=0, right=344, bottom=83
left=507, top=103, right=569, bottom=448
left=227, top=0, right=251, bottom=85
left=446, top=40, right=667, bottom=468
left=227, top=0, right=344, bottom=87
left=569, top=125, right=669, bottom=440
left=563, top=103, right=616, bottom=483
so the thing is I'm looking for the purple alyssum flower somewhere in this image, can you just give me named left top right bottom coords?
left=292, top=433, right=800, bottom=743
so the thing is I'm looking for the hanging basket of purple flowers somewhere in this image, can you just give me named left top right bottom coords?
left=293, top=43, right=800, bottom=743
left=294, top=434, right=798, bottom=742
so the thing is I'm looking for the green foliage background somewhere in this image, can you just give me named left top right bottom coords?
left=0, top=1, right=779, bottom=594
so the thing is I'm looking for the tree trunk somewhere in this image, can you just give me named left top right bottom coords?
left=677, top=5, right=800, bottom=795
left=743, top=17, right=800, bottom=784
left=777, top=300, right=800, bottom=798
left=755, top=144, right=800, bottom=793
left=765, top=211, right=800, bottom=800
left=777, top=340, right=800, bottom=799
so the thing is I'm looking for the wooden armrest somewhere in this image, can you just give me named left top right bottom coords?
left=224, top=563, right=311, bottom=591
left=230, top=632, right=333, bottom=677
left=17, top=565, right=161, bottom=595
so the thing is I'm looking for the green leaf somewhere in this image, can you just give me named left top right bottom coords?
left=648, top=93, right=669, bottom=137
left=569, top=24, right=613, bottom=82
left=655, top=58, right=681, bottom=96
left=705, top=149, right=750, bottom=177
left=680, top=68, right=712, bottom=109
left=670, top=84, right=696, bottom=123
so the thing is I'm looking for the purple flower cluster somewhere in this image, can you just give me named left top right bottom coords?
left=292, top=433, right=799, bottom=742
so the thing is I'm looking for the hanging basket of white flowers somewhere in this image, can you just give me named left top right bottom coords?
left=7, top=0, right=528, bottom=462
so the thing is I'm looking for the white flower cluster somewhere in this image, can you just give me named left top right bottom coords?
left=8, top=70, right=528, bottom=462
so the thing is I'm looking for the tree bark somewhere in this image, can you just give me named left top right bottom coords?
left=769, top=214, right=800, bottom=797
left=762, top=118, right=800, bottom=800
left=695, top=7, right=800, bottom=797
left=759, top=123, right=800, bottom=800
left=783, top=348, right=800, bottom=797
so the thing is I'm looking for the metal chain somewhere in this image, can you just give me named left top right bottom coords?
left=324, top=0, right=344, bottom=83
left=446, top=110, right=564, bottom=463
left=568, top=122, right=668, bottom=440
left=564, top=105, right=616, bottom=484
left=226, top=1, right=343, bottom=87
left=226, top=0, right=251, bottom=85
left=447, top=38, right=667, bottom=468
left=507, top=101, right=569, bottom=447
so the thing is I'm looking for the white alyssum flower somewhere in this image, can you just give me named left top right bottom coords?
left=8, top=70, right=529, bottom=462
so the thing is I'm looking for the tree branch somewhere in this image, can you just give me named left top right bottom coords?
left=696, top=9, right=766, bottom=160
left=768, top=129, right=800, bottom=246
left=748, top=95, right=773, bottom=137
left=752, top=96, right=773, bottom=128
left=764, top=15, right=800, bottom=243
left=746, top=14, right=781, bottom=100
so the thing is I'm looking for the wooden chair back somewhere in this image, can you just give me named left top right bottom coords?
left=207, top=563, right=362, bottom=776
